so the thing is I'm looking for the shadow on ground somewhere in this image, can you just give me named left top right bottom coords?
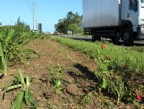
left=67, top=63, right=97, bottom=83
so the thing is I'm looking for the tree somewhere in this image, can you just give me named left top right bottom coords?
left=55, top=11, right=83, bottom=34
left=55, top=19, right=67, bottom=34
left=68, top=23, right=78, bottom=34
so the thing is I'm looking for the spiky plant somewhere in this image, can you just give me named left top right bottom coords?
left=3, top=70, right=38, bottom=109
left=0, top=42, right=7, bottom=77
left=0, top=27, right=38, bottom=65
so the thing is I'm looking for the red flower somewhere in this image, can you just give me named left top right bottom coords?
left=101, top=44, right=107, bottom=49
left=136, top=93, right=142, bottom=101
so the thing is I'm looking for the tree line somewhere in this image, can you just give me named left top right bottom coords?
left=55, top=11, right=83, bottom=35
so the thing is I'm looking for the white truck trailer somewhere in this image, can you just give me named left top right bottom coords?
left=83, top=0, right=144, bottom=45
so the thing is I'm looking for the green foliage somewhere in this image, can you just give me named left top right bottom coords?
left=55, top=11, right=83, bottom=34
left=80, top=94, right=90, bottom=105
left=95, top=56, right=126, bottom=104
left=17, top=69, right=25, bottom=85
left=49, top=64, right=63, bottom=93
left=53, top=79, right=61, bottom=88
left=0, top=27, right=38, bottom=65
left=0, top=21, right=42, bottom=77
left=54, top=37, right=144, bottom=104
left=2, top=17, right=30, bottom=33
left=109, top=76, right=125, bottom=104
left=14, top=17, right=30, bottom=32
left=0, top=42, right=7, bottom=76
left=68, top=23, right=79, bottom=34
left=3, top=70, right=38, bottom=109
left=11, top=91, right=24, bottom=109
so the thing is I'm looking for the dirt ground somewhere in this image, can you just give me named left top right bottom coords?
left=0, top=38, right=136, bottom=109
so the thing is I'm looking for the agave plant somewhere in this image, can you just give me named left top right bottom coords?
left=3, top=69, right=38, bottom=109
left=0, top=42, right=7, bottom=77
left=0, top=27, right=38, bottom=65
left=0, top=28, right=37, bottom=77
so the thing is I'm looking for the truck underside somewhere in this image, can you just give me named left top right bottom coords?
left=84, top=24, right=137, bottom=45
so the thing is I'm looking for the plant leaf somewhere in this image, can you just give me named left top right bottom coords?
left=101, top=78, right=107, bottom=89
left=0, top=69, right=4, bottom=76
left=2, top=83, right=11, bottom=100
left=3, top=84, right=22, bottom=100
left=26, top=76, right=30, bottom=87
left=24, top=76, right=31, bottom=106
left=11, top=91, right=24, bottom=109
left=24, top=86, right=31, bottom=106
left=18, top=69, right=25, bottom=85
left=29, top=91, right=39, bottom=108
left=6, top=84, right=23, bottom=92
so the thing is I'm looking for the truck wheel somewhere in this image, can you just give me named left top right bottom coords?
left=92, top=35, right=101, bottom=42
left=123, top=28, right=134, bottom=46
left=112, top=32, right=120, bottom=44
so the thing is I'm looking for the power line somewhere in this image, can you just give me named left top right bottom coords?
left=25, top=0, right=32, bottom=13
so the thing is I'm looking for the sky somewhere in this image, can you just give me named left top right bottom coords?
left=0, top=0, right=82, bottom=32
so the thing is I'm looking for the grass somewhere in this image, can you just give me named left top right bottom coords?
left=53, top=37, right=144, bottom=104
left=54, top=37, right=144, bottom=74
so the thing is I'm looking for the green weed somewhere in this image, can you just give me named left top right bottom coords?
left=80, top=94, right=90, bottom=105
left=49, top=64, right=63, bottom=93
left=2, top=69, right=38, bottom=109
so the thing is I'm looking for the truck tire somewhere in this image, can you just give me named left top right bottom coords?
left=122, top=28, right=134, bottom=46
left=92, top=35, right=101, bottom=42
left=112, top=32, right=120, bottom=44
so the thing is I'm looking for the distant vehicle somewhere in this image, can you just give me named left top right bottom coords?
left=83, top=0, right=144, bottom=45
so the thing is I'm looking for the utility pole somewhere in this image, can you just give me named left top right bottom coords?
left=32, top=2, right=35, bottom=31
left=36, top=18, right=38, bottom=30
left=0, top=16, right=1, bottom=26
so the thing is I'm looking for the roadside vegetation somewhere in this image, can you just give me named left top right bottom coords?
left=0, top=18, right=48, bottom=109
left=54, top=37, right=144, bottom=105
left=0, top=18, right=47, bottom=72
